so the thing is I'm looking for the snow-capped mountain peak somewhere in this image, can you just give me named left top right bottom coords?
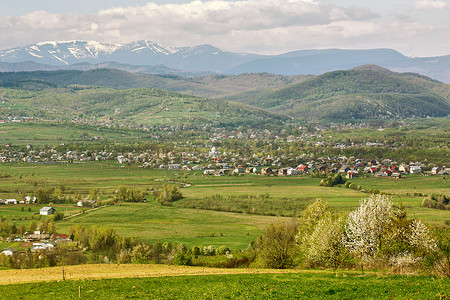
left=0, top=40, right=183, bottom=66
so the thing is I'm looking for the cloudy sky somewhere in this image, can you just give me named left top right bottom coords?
left=1, top=0, right=449, bottom=57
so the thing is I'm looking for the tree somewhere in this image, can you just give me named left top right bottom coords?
left=131, top=243, right=152, bottom=263
left=157, top=185, right=183, bottom=206
left=345, top=194, right=436, bottom=265
left=345, top=194, right=395, bottom=261
left=257, top=221, right=297, bottom=269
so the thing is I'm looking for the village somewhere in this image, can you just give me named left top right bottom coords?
left=0, top=206, right=73, bottom=258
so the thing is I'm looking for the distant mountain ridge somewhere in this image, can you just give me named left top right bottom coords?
left=1, top=40, right=450, bottom=83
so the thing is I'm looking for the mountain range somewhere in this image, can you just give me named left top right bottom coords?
left=1, top=40, right=449, bottom=83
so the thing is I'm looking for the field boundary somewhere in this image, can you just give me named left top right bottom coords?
left=0, top=264, right=330, bottom=285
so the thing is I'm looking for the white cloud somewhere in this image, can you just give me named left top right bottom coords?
left=414, top=0, right=449, bottom=9
left=0, top=0, right=448, bottom=57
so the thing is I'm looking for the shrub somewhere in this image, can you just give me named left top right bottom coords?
left=202, top=245, right=216, bottom=256
left=257, top=221, right=297, bottom=269
left=319, top=173, right=346, bottom=187
left=116, top=249, right=132, bottom=264
left=162, top=242, right=173, bottom=254
left=156, top=185, right=183, bottom=206
left=173, top=252, right=193, bottom=266
left=191, top=246, right=201, bottom=257
left=422, top=194, right=449, bottom=210
left=131, top=243, right=152, bottom=263
left=66, top=251, right=87, bottom=265
left=217, top=245, right=231, bottom=255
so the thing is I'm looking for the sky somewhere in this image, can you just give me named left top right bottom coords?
left=0, top=0, right=449, bottom=57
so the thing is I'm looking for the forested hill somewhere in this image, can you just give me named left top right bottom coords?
left=230, top=66, right=450, bottom=121
left=0, top=69, right=311, bottom=99
left=0, top=85, right=286, bottom=126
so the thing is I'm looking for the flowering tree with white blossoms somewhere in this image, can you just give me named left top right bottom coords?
left=345, top=194, right=437, bottom=266
left=345, top=194, right=397, bottom=261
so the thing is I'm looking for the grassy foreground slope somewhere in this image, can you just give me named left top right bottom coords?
left=0, top=265, right=448, bottom=299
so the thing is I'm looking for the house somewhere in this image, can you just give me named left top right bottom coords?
left=40, top=207, right=55, bottom=216
left=399, top=164, right=410, bottom=173
left=77, top=201, right=84, bottom=207
left=203, top=169, right=215, bottom=175
left=432, top=167, right=439, bottom=175
left=1, top=247, right=18, bottom=256
left=278, top=168, right=289, bottom=176
left=287, top=168, right=298, bottom=176
left=216, top=169, right=231, bottom=176
left=297, top=165, right=309, bottom=174
left=233, top=166, right=245, bottom=174
left=6, top=199, right=17, bottom=205
left=339, top=165, right=350, bottom=173
left=245, top=167, right=256, bottom=174
left=438, top=167, right=450, bottom=175
left=346, top=171, right=358, bottom=179
left=168, top=164, right=180, bottom=170
left=32, top=241, right=56, bottom=252
left=392, top=172, right=402, bottom=178
left=181, top=165, right=192, bottom=171
left=0, top=200, right=4, bottom=205
left=261, top=167, right=273, bottom=175
left=24, top=231, right=51, bottom=241
left=410, top=166, right=422, bottom=174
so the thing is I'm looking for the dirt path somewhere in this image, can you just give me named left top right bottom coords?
left=63, top=205, right=106, bottom=220
left=0, top=264, right=309, bottom=285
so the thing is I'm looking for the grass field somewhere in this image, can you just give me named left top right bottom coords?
left=0, top=264, right=448, bottom=299
left=0, top=162, right=448, bottom=249
left=0, top=122, right=154, bottom=146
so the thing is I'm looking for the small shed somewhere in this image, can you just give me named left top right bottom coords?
left=40, top=207, right=55, bottom=216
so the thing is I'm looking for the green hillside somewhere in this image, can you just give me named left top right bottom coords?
left=0, top=69, right=311, bottom=99
left=0, top=85, right=286, bottom=126
left=229, top=67, right=450, bottom=121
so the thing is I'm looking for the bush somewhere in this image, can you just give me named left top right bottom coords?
left=156, top=185, right=183, bottom=206
left=173, top=252, right=193, bottom=266
left=319, top=173, right=346, bottom=187
left=257, top=221, right=297, bottom=269
left=203, top=245, right=216, bottom=256
left=66, top=251, right=87, bottom=265
left=422, top=194, right=449, bottom=210
left=131, top=243, right=152, bottom=263
left=217, top=245, right=231, bottom=255
left=191, top=246, right=201, bottom=257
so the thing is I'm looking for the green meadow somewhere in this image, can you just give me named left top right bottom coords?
left=0, top=162, right=449, bottom=249
left=0, top=272, right=448, bottom=299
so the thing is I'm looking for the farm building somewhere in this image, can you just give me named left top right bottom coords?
left=40, top=207, right=55, bottom=215
left=1, top=247, right=18, bottom=256
left=6, top=199, right=17, bottom=205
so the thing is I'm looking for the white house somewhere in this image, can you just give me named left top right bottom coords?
left=410, top=166, right=422, bottom=174
left=6, top=199, right=17, bottom=205
left=1, top=247, right=18, bottom=256
left=40, top=207, right=55, bottom=215
left=168, top=164, right=180, bottom=170
left=25, top=196, right=37, bottom=204
left=32, top=241, right=56, bottom=251
left=287, top=168, right=298, bottom=176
